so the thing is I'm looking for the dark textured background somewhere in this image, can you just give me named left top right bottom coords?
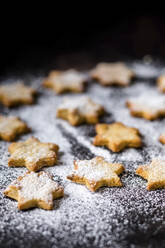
left=1, top=9, right=165, bottom=77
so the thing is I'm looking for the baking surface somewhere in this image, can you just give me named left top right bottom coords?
left=1, top=60, right=165, bottom=248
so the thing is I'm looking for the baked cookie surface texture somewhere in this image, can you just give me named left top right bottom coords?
left=67, top=156, right=124, bottom=192
left=4, top=171, right=64, bottom=210
left=93, top=122, right=142, bottom=152
left=8, top=137, right=59, bottom=171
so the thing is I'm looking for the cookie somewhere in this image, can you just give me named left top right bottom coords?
left=90, top=62, right=134, bottom=86
left=0, top=82, right=36, bottom=107
left=4, top=171, right=64, bottom=210
left=57, top=96, right=104, bottom=126
left=0, top=115, right=30, bottom=141
left=159, top=133, right=165, bottom=144
left=126, top=96, right=165, bottom=120
left=157, top=75, right=165, bottom=93
left=93, top=122, right=142, bottom=152
left=67, top=156, right=124, bottom=192
left=8, top=137, right=59, bottom=171
left=43, top=69, right=86, bottom=94
left=136, top=159, right=165, bottom=190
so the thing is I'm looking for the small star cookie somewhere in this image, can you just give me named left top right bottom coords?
left=159, top=134, right=165, bottom=144
left=4, top=171, right=64, bottom=210
left=67, top=156, right=124, bottom=192
left=157, top=75, right=165, bottom=93
left=93, top=122, right=142, bottom=152
left=43, top=69, right=86, bottom=94
left=8, top=137, right=59, bottom=171
left=57, top=96, right=104, bottom=126
left=126, top=96, right=165, bottom=120
left=0, top=115, right=30, bottom=141
left=90, top=62, right=134, bottom=86
left=0, top=82, right=36, bottom=107
left=136, top=159, right=165, bottom=190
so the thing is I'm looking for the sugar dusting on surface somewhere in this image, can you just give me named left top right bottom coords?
left=1, top=62, right=165, bottom=247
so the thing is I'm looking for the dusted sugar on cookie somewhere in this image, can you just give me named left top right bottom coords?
left=93, top=122, right=142, bottom=152
left=90, top=62, right=134, bottom=86
left=126, top=95, right=165, bottom=120
left=8, top=137, right=59, bottom=171
left=4, top=171, right=64, bottom=210
left=136, top=159, right=165, bottom=190
left=43, top=69, right=87, bottom=94
left=0, top=82, right=36, bottom=107
left=0, top=115, right=30, bottom=141
left=157, top=75, right=165, bottom=93
left=57, top=96, right=104, bottom=126
left=67, top=156, right=124, bottom=192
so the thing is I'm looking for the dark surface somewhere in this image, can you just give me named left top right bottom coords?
left=1, top=10, right=165, bottom=77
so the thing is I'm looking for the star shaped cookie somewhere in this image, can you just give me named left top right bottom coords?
left=57, top=96, right=104, bottom=126
left=157, top=75, right=165, bottom=93
left=67, top=156, right=124, bottom=192
left=159, top=133, right=165, bottom=144
left=126, top=96, right=165, bottom=120
left=4, top=171, right=64, bottom=210
left=0, top=115, right=30, bottom=141
left=8, top=137, right=59, bottom=171
left=136, top=159, right=165, bottom=190
left=0, top=82, right=36, bottom=107
left=43, top=69, right=87, bottom=94
left=93, top=122, right=142, bottom=152
left=90, top=62, right=134, bottom=86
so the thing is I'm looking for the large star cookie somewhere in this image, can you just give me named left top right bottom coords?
left=4, top=171, right=64, bottom=210
left=157, top=75, right=165, bottom=93
left=0, top=115, right=30, bottom=141
left=43, top=69, right=87, bottom=94
left=126, top=96, right=165, bottom=120
left=136, top=159, right=165, bottom=190
left=8, top=137, right=59, bottom=171
left=67, top=156, right=124, bottom=192
left=90, top=62, right=134, bottom=86
left=93, top=122, right=142, bottom=152
left=0, top=82, right=36, bottom=107
left=57, top=96, right=104, bottom=126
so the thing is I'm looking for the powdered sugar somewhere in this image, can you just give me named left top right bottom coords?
left=10, top=171, right=60, bottom=203
left=58, top=96, right=103, bottom=114
left=0, top=116, right=20, bottom=132
left=128, top=93, right=165, bottom=114
left=48, top=69, right=87, bottom=89
left=71, top=157, right=122, bottom=182
left=0, top=82, right=34, bottom=100
left=91, top=62, right=134, bottom=85
left=10, top=137, right=57, bottom=164
left=1, top=61, right=165, bottom=247
left=0, top=116, right=27, bottom=136
left=132, top=59, right=164, bottom=78
left=144, top=158, right=165, bottom=180
left=54, top=69, right=86, bottom=85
